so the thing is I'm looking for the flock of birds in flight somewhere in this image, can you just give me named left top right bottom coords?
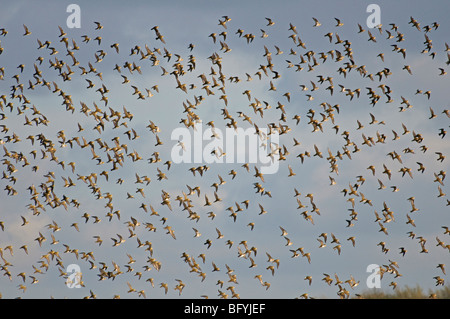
left=0, top=13, right=449, bottom=299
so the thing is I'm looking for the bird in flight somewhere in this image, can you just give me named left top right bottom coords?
left=0, top=9, right=447, bottom=301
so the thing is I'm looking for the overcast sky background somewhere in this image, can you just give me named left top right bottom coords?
left=0, top=0, right=449, bottom=299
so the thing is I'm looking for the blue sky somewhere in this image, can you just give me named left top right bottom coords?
left=0, top=0, right=449, bottom=299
